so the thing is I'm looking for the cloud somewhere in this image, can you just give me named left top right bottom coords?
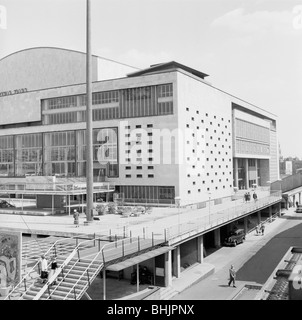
left=211, top=8, right=297, bottom=37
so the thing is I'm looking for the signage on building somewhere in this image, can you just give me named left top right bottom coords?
left=0, top=88, right=28, bottom=97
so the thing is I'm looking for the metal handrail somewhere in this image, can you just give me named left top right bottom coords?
left=34, top=236, right=109, bottom=300
left=5, top=237, right=76, bottom=300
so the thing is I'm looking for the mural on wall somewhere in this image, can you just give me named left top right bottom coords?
left=0, top=232, right=22, bottom=288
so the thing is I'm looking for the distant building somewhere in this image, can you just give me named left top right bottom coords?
left=0, top=47, right=280, bottom=206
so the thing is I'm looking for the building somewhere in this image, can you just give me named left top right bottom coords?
left=0, top=47, right=279, bottom=208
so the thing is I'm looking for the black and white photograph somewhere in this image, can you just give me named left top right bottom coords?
left=0, top=0, right=302, bottom=310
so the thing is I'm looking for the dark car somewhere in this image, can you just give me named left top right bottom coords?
left=223, top=229, right=245, bottom=247
left=296, top=205, right=302, bottom=213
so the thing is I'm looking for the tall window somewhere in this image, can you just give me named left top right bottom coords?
left=15, top=134, right=43, bottom=176
left=43, top=131, right=76, bottom=176
left=0, top=136, right=14, bottom=176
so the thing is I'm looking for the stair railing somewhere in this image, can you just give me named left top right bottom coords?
left=5, top=237, right=76, bottom=300
left=33, top=236, right=109, bottom=300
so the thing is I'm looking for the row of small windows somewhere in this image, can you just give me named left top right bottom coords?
left=188, top=185, right=232, bottom=193
left=126, top=174, right=154, bottom=178
left=126, top=166, right=154, bottom=170
left=185, top=108, right=231, bottom=122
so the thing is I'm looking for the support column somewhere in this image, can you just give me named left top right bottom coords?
left=257, top=211, right=261, bottom=225
left=234, top=158, right=238, bottom=188
left=293, top=195, right=296, bottom=207
left=299, top=193, right=301, bottom=205
left=172, top=247, right=181, bottom=278
left=245, top=159, right=249, bottom=189
left=243, top=217, right=248, bottom=235
left=214, top=228, right=221, bottom=248
left=197, top=235, right=204, bottom=264
left=269, top=206, right=273, bottom=222
left=164, top=251, right=172, bottom=287
left=278, top=202, right=282, bottom=217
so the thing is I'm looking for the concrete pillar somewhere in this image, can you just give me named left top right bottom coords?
left=257, top=211, right=261, bottom=225
left=299, top=193, right=301, bottom=205
left=243, top=217, right=248, bottom=235
left=234, top=158, right=238, bottom=188
left=164, top=251, right=172, bottom=287
left=197, top=235, right=204, bottom=264
left=269, top=206, right=273, bottom=222
left=245, top=159, right=249, bottom=189
left=172, top=247, right=181, bottom=278
left=293, top=195, right=296, bottom=207
left=214, top=228, right=221, bottom=248
left=255, top=160, right=258, bottom=186
left=278, top=202, right=282, bottom=217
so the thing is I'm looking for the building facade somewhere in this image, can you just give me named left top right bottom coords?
left=0, top=47, right=279, bottom=206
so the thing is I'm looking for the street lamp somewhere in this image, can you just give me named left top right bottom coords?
left=175, top=196, right=181, bottom=234
left=208, top=192, right=211, bottom=224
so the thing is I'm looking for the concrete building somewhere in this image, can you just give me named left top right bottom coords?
left=0, top=47, right=279, bottom=208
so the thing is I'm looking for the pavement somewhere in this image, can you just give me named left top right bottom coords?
left=170, top=206, right=298, bottom=300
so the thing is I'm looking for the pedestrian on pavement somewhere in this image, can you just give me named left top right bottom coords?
left=253, top=192, right=257, bottom=202
left=261, top=224, right=265, bottom=236
left=247, top=192, right=251, bottom=202
left=244, top=193, right=248, bottom=203
left=296, top=201, right=299, bottom=208
left=228, top=265, right=236, bottom=288
left=48, top=256, right=58, bottom=285
left=73, top=209, right=79, bottom=227
left=40, top=254, right=48, bottom=283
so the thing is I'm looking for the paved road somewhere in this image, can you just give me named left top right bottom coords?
left=171, top=207, right=302, bottom=300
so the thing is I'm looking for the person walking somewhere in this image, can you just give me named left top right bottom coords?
left=261, top=224, right=265, bottom=236
left=40, top=254, right=48, bottom=283
left=73, top=209, right=79, bottom=227
left=48, top=256, right=58, bottom=285
left=228, top=265, right=236, bottom=288
left=296, top=201, right=299, bottom=208
left=253, top=192, right=257, bottom=202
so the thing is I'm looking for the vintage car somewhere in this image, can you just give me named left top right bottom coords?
left=223, top=229, right=246, bottom=247
left=296, top=204, right=302, bottom=213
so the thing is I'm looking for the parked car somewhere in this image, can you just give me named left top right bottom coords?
left=223, top=229, right=245, bottom=247
left=296, top=205, right=302, bottom=213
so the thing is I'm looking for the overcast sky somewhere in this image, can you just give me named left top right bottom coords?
left=0, top=0, right=301, bottom=158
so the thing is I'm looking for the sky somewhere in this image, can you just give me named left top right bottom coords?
left=0, top=0, right=302, bottom=158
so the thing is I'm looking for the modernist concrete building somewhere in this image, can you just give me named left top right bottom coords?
left=0, top=47, right=279, bottom=207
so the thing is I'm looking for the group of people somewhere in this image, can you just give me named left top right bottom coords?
left=39, top=255, right=58, bottom=285
left=244, top=192, right=258, bottom=203
left=256, top=224, right=265, bottom=236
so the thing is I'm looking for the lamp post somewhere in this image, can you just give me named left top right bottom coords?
left=175, top=196, right=181, bottom=234
left=208, top=192, right=211, bottom=224
left=85, top=0, right=94, bottom=223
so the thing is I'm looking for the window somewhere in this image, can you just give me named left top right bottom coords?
left=148, top=166, right=154, bottom=170
left=136, top=166, right=142, bottom=170
left=147, top=124, right=153, bottom=128
left=186, top=124, right=190, bottom=128
left=148, top=157, right=153, bottom=161
left=126, top=166, right=131, bottom=170
left=137, top=174, right=143, bottom=178
left=191, top=117, right=194, bottom=121
left=148, top=149, right=153, bottom=153
left=148, top=141, right=153, bottom=144
left=187, top=174, right=190, bottom=177
left=126, top=174, right=131, bottom=178
left=148, top=174, right=154, bottom=178
left=193, top=181, right=196, bottom=185
left=148, top=132, right=153, bottom=136
left=186, top=107, right=189, bottom=111
left=136, top=125, right=141, bottom=129
left=188, top=190, right=191, bottom=194
left=125, top=125, right=130, bottom=129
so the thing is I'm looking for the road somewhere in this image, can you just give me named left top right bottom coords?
left=171, top=207, right=302, bottom=300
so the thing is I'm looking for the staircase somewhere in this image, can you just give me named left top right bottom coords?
left=22, top=256, right=103, bottom=300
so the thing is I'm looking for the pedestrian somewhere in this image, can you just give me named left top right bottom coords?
left=247, top=192, right=251, bottom=202
left=261, top=224, right=265, bottom=236
left=255, top=225, right=260, bottom=235
left=73, top=209, right=79, bottom=227
left=244, top=193, right=247, bottom=203
left=40, top=254, right=48, bottom=283
left=48, top=256, right=58, bottom=285
left=253, top=192, right=257, bottom=202
left=296, top=201, right=299, bottom=208
left=228, top=265, right=236, bottom=288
